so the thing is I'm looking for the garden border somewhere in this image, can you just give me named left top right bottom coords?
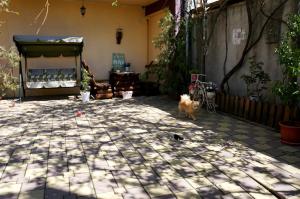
left=215, top=93, right=300, bottom=129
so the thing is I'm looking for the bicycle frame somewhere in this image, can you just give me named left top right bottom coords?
left=189, top=74, right=216, bottom=113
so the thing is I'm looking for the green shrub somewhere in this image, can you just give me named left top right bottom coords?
left=272, top=14, right=300, bottom=106
left=0, top=47, right=19, bottom=97
left=241, top=57, right=270, bottom=100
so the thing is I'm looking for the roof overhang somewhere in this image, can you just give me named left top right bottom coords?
left=99, top=0, right=157, bottom=6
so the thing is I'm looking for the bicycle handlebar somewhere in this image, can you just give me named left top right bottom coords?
left=194, top=80, right=211, bottom=85
left=191, top=73, right=206, bottom=76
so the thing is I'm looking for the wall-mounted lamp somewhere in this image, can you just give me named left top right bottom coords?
left=80, top=0, right=86, bottom=16
left=116, top=28, right=123, bottom=44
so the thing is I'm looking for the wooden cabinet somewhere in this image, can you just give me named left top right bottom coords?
left=91, top=81, right=113, bottom=99
left=109, top=72, right=140, bottom=97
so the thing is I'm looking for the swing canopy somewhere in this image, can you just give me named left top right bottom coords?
left=13, top=35, right=84, bottom=97
left=13, top=35, right=84, bottom=57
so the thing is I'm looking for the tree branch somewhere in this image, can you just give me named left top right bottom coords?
left=220, top=0, right=289, bottom=92
left=223, top=7, right=229, bottom=92
left=220, top=0, right=253, bottom=92
left=35, top=0, right=50, bottom=35
left=206, top=0, right=231, bottom=49
left=260, top=1, right=288, bottom=27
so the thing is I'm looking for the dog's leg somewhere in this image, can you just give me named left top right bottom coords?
left=178, top=105, right=183, bottom=117
left=191, top=113, right=196, bottom=120
left=185, top=110, right=190, bottom=118
left=189, top=108, right=196, bottom=120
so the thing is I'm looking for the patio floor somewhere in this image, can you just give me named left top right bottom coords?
left=0, top=96, right=299, bottom=199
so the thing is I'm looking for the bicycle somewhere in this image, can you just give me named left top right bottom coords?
left=189, top=74, right=216, bottom=113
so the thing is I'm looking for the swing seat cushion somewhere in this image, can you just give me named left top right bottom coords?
left=26, top=68, right=77, bottom=88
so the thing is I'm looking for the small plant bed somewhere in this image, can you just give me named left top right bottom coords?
left=215, top=92, right=300, bottom=129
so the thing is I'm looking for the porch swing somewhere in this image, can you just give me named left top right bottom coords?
left=13, top=35, right=84, bottom=98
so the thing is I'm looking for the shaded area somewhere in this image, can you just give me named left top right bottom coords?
left=0, top=96, right=299, bottom=199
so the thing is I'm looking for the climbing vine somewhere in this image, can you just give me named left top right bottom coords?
left=219, top=0, right=289, bottom=92
left=190, top=0, right=290, bottom=93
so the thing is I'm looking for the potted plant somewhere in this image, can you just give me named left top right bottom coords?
left=81, top=68, right=91, bottom=103
left=272, top=14, right=300, bottom=145
left=241, top=57, right=270, bottom=101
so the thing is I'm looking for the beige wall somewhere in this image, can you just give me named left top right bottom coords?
left=0, top=0, right=148, bottom=81
left=147, top=10, right=166, bottom=63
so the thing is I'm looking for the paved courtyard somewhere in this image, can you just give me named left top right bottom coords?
left=0, top=96, right=299, bottom=199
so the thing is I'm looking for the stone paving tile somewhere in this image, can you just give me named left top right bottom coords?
left=46, top=176, right=69, bottom=193
left=144, top=183, right=174, bottom=198
left=0, top=182, right=22, bottom=199
left=174, top=189, right=200, bottom=199
left=185, top=176, right=213, bottom=189
left=279, top=155, right=300, bottom=164
left=70, top=180, right=95, bottom=197
left=196, top=185, right=223, bottom=199
left=166, top=178, right=195, bottom=193
left=93, top=178, right=118, bottom=194
left=0, top=96, right=300, bottom=199
left=18, top=189, right=44, bottom=199
left=248, top=192, right=278, bottom=199
left=271, top=182, right=300, bottom=198
left=122, top=187, right=150, bottom=199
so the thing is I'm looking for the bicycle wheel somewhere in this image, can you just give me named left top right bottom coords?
left=193, top=88, right=204, bottom=105
left=206, top=102, right=216, bottom=112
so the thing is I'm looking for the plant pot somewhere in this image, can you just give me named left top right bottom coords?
left=81, top=91, right=90, bottom=103
left=279, top=121, right=300, bottom=145
left=122, top=91, right=133, bottom=99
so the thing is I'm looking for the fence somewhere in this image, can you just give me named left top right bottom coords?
left=215, top=93, right=300, bottom=129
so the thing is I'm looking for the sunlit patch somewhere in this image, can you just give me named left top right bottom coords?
left=0, top=96, right=299, bottom=198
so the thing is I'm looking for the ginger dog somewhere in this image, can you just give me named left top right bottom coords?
left=178, top=94, right=200, bottom=120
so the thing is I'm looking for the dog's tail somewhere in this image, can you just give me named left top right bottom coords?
left=180, top=94, right=190, bottom=101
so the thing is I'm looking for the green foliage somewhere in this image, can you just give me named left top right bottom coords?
left=241, top=57, right=270, bottom=100
left=0, top=1, right=20, bottom=98
left=144, top=11, right=190, bottom=96
left=0, top=47, right=19, bottom=97
left=112, top=0, right=118, bottom=7
left=81, top=68, right=91, bottom=92
left=0, top=0, right=17, bottom=15
left=0, top=0, right=10, bottom=12
left=273, top=14, right=300, bottom=106
left=189, top=68, right=201, bottom=74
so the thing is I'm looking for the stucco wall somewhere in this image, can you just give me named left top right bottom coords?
left=194, top=0, right=297, bottom=100
left=0, top=0, right=148, bottom=82
left=147, top=10, right=166, bottom=63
